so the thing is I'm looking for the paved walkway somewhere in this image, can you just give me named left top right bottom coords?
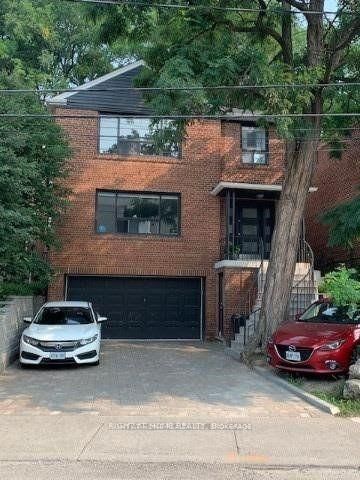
left=0, top=341, right=359, bottom=478
left=0, top=341, right=321, bottom=417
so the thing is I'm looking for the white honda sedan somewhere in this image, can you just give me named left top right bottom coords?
left=20, top=301, right=107, bottom=367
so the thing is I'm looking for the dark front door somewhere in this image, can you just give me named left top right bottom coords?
left=235, top=201, right=275, bottom=258
left=66, top=276, right=202, bottom=339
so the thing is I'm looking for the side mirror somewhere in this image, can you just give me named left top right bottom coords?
left=294, top=313, right=301, bottom=321
left=97, top=316, right=107, bottom=323
left=23, top=316, right=32, bottom=323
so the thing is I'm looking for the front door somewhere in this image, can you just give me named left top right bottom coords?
left=235, top=201, right=275, bottom=258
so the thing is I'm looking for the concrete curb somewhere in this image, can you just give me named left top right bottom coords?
left=252, top=366, right=341, bottom=416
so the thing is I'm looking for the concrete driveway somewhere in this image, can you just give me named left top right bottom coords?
left=0, top=341, right=319, bottom=417
left=0, top=341, right=359, bottom=479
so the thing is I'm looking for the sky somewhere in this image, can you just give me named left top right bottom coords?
left=325, top=0, right=338, bottom=10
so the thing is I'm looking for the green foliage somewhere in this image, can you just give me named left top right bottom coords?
left=0, top=0, right=116, bottom=87
left=0, top=0, right=118, bottom=297
left=0, top=74, right=71, bottom=293
left=0, top=281, right=42, bottom=300
left=312, top=387, right=360, bottom=417
left=92, top=0, right=360, bottom=143
left=319, top=267, right=360, bottom=306
left=322, top=192, right=360, bottom=248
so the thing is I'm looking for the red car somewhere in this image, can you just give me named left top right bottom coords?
left=267, top=299, right=360, bottom=374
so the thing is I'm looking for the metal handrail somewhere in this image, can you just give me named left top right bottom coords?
left=290, top=239, right=317, bottom=319
left=232, top=238, right=264, bottom=343
left=240, top=238, right=317, bottom=345
left=221, top=235, right=266, bottom=261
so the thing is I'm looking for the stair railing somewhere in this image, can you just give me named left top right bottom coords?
left=241, top=238, right=317, bottom=346
left=241, top=238, right=265, bottom=344
left=289, top=238, right=317, bottom=319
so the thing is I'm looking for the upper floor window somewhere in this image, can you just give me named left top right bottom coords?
left=96, top=190, right=180, bottom=236
left=241, top=125, right=268, bottom=165
left=99, top=117, right=180, bottom=158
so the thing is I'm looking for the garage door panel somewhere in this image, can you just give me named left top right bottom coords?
left=66, top=276, right=201, bottom=339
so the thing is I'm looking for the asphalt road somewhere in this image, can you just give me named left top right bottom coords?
left=1, top=461, right=360, bottom=480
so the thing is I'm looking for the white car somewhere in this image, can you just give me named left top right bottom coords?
left=20, top=301, right=107, bottom=367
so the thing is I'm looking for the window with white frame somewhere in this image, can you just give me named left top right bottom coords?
left=99, top=117, right=180, bottom=157
left=241, top=125, right=268, bottom=164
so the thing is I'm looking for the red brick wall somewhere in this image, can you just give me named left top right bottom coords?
left=305, top=135, right=360, bottom=270
left=220, top=123, right=285, bottom=184
left=49, top=109, right=285, bottom=339
left=218, top=268, right=257, bottom=339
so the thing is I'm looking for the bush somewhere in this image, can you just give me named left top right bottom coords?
left=0, top=282, right=44, bottom=301
left=319, top=267, right=360, bottom=306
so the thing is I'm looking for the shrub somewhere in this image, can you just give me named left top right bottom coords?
left=319, top=267, right=360, bottom=306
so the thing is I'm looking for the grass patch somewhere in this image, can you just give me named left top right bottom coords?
left=279, top=371, right=360, bottom=416
left=310, top=381, right=360, bottom=417
left=286, top=374, right=305, bottom=387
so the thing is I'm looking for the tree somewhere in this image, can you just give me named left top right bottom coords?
left=91, top=0, right=360, bottom=354
left=0, top=0, right=115, bottom=87
left=0, top=74, right=70, bottom=295
left=322, top=190, right=360, bottom=249
left=0, top=0, right=120, bottom=296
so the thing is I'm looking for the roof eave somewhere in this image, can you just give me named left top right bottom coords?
left=47, top=60, right=145, bottom=106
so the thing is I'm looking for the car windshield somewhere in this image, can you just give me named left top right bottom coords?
left=34, top=307, right=94, bottom=325
left=299, top=302, right=360, bottom=324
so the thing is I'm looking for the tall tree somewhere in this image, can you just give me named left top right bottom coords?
left=0, top=0, right=117, bottom=295
left=92, top=0, right=360, bottom=353
left=0, top=74, right=70, bottom=295
left=0, top=0, right=116, bottom=87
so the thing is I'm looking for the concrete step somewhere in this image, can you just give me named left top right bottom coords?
left=229, top=343, right=245, bottom=354
left=234, top=328, right=245, bottom=343
left=261, top=261, right=312, bottom=276
left=224, top=346, right=242, bottom=360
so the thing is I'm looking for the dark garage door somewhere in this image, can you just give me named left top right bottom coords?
left=66, top=276, right=202, bottom=339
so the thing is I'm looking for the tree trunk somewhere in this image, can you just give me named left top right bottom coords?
left=242, top=0, right=325, bottom=361
left=243, top=133, right=320, bottom=359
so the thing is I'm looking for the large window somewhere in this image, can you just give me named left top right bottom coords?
left=96, top=191, right=180, bottom=236
left=99, top=117, right=180, bottom=157
left=241, top=125, right=268, bottom=164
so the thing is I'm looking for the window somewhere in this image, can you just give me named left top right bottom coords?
left=96, top=191, right=180, bottom=236
left=241, top=125, right=268, bottom=164
left=299, top=303, right=360, bottom=324
left=99, top=117, right=180, bottom=157
left=35, top=307, right=94, bottom=325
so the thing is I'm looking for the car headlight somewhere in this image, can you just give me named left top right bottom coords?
left=23, top=335, right=40, bottom=347
left=79, top=334, right=98, bottom=346
left=319, top=339, right=345, bottom=351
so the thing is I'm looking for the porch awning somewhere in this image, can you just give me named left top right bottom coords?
left=210, top=181, right=318, bottom=196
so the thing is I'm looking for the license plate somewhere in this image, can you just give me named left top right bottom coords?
left=49, top=352, right=66, bottom=360
left=285, top=350, right=301, bottom=361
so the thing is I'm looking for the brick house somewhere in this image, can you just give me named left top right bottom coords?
left=47, top=61, right=311, bottom=341
left=305, top=138, right=360, bottom=270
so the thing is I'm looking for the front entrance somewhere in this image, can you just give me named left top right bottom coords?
left=224, top=191, right=277, bottom=261
left=235, top=201, right=275, bottom=258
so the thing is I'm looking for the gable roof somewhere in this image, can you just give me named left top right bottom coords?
left=47, top=60, right=152, bottom=114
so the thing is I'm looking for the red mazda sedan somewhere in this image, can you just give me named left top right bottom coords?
left=267, top=299, right=360, bottom=374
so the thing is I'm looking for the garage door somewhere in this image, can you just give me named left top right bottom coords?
left=66, top=276, right=202, bottom=339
